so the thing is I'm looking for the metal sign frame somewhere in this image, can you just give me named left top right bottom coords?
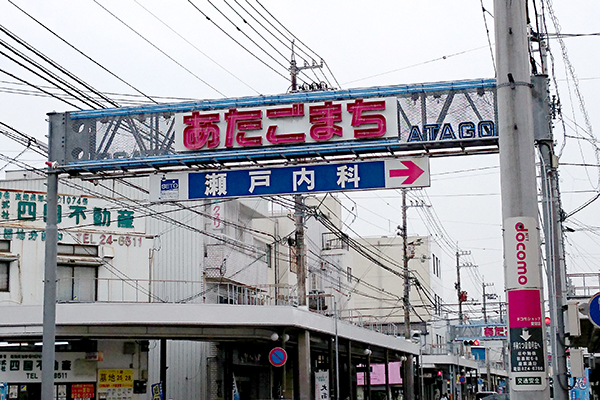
left=48, top=78, right=497, bottom=176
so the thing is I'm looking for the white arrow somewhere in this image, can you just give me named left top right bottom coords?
left=520, top=328, right=531, bottom=341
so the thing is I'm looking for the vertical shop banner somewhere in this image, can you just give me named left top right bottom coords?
left=314, top=371, right=329, bottom=400
left=151, top=383, right=164, bottom=400
left=569, top=368, right=590, bottom=400
left=232, top=374, right=240, bottom=400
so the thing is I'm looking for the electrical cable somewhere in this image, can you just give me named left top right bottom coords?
left=131, top=0, right=261, bottom=96
left=0, top=24, right=117, bottom=108
left=6, top=0, right=158, bottom=105
left=92, top=0, right=227, bottom=98
left=252, top=0, right=338, bottom=89
left=185, top=0, right=290, bottom=84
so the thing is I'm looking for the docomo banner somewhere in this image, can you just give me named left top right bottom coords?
left=173, top=98, right=399, bottom=151
left=504, top=216, right=541, bottom=290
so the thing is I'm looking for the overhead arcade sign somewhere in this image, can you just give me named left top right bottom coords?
left=49, top=79, right=497, bottom=172
left=48, top=79, right=497, bottom=174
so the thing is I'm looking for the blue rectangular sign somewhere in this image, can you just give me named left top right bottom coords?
left=149, top=158, right=429, bottom=202
left=189, top=162, right=383, bottom=199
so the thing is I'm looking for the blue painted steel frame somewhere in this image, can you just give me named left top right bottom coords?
left=57, top=78, right=497, bottom=173
left=70, top=78, right=496, bottom=120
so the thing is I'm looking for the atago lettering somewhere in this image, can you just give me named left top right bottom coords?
left=407, top=121, right=495, bottom=142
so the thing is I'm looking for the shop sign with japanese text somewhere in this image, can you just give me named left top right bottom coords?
left=97, top=369, right=133, bottom=389
left=508, top=289, right=547, bottom=391
left=0, top=188, right=144, bottom=234
left=482, top=325, right=507, bottom=338
left=315, top=370, right=329, bottom=400
left=97, top=369, right=133, bottom=400
left=174, top=98, right=399, bottom=151
left=0, top=352, right=94, bottom=382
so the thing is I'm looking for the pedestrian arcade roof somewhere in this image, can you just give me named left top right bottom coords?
left=0, top=303, right=419, bottom=358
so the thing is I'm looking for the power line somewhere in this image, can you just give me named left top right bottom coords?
left=0, top=25, right=119, bottom=108
left=131, top=0, right=261, bottom=96
left=6, top=0, right=158, bottom=104
left=92, top=0, right=227, bottom=98
left=252, top=0, right=339, bottom=89
left=0, top=67, right=82, bottom=109
left=185, top=0, right=290, bottom=84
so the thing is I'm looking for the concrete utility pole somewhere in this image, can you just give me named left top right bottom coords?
left=289, top=43, right=322, bottom=308
left=288, top=44, right=325, bottom=400
left=41, top=168, right=58, bottom=400
left=294, top=194, right=307, bottom=306
left=494, top=0, right=551, bottom=398
left=482, top=282, right=496, bottom=324
left=401, top=190, right=415, bottom=400
left=532, top=74, right=569, bottom=400
left=455, top=250, right=471, bottom=324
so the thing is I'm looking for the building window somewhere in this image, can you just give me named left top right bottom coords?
left=0, top=240, right=9, bottom=252
left=57, top=264, right=97, bottom=302
left=347, top=267, right=352, bottom=283
left=57, top=244, right=98, bottom=257
left=434, top=294, right=443, bottom=316
left=0, top=240, right=12, bottom=292
left=0, top=261, right=9, bottom=292
left=56, top=244, right=99, bottom=302
left=432, top=254, right=441, bottom=278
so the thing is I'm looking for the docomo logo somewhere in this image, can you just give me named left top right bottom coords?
left=514, top=221, right=530, bottom=285
left=504, top=216, right=540, bottom=290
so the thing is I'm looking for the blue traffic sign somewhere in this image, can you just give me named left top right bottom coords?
left=589, top=292, right=600, bottom=328
left=269, top=347, right=287, bottom=367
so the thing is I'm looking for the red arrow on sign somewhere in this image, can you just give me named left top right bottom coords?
left=389, top=160, right=425, bottom=185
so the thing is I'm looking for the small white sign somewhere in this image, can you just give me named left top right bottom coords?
left=314, top=370, right=329, bottom=400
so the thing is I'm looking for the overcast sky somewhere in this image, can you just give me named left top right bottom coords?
left=0, top=0, right=598, bottom=317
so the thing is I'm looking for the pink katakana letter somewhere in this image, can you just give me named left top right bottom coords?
left=347, top=99, right=387, bottom=138
left=182, top=112, right=220, bottom=149
left=224, top=109, right=263, bottom=147
left=309, top=101, right=342, bottom=141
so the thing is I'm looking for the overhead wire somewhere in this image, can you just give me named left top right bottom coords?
left=479, top=0, right=497, bottom=76
left=0, top=46, right=97, bottom=109
left=0, top=67, right=81, bottom=109
left=6, top=0, right=158, bottom=104
left=92, top=0, right=227, bottom=98
left=131, top=0, right=261, bottom=96
left=185, top=0, right=290, bottom=84
left=252, top=0, right=339, bottom=89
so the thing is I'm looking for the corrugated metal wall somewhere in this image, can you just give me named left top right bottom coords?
left=148, top=340, right=210, bottom=400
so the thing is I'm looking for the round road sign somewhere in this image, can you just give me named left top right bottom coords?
left=269, top=347, right=287, bottom=367
left=589, top=292, right=600, bottom=328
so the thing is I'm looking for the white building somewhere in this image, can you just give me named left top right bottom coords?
left=0, top=171, right=153, bottom=399
left=346, top=235, right=446, bottom=340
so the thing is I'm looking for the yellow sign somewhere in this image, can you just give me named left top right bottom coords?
left=98, top=369, right=134, bottom=389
